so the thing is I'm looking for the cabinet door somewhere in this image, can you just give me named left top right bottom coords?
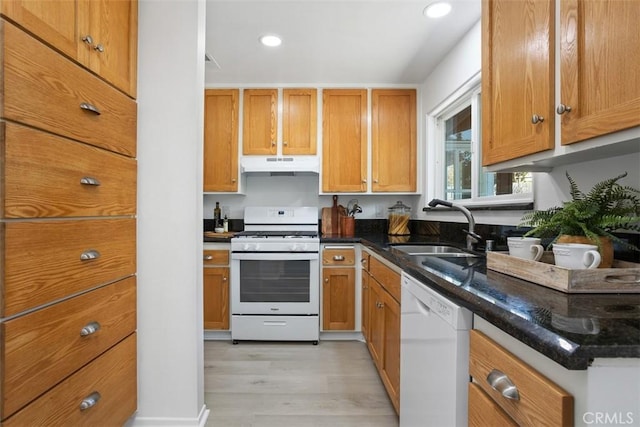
left=322, top=267, right=355, bottom=330
left=78, top=0, right=138, bottom=97
left=361, top=269, right=370, bottom=341
left=380, top=288, right=401, bottom=413
left=481, top=0, right=555, bottom=165
left=559, top=0, right=640, bottom=145
left=367, top=278, right=385, bottom=368
left=203, top=267, right=229, bottom=330
left=0, top=0, right=79, bottom=60
left=371, top=89, right=416, bottom=192
left=243, top=89, right=277, bottom=155
left=322, top=89, right=368, bottom=192
left=204, top=89, right=239, bottom=192
left=282, top=88, right=317, bottom=155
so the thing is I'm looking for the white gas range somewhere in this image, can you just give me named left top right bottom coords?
left=230, top=207, right=320, bottom=344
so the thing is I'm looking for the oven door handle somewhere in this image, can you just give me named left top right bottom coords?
left=231, top=252, right=319, bottom=261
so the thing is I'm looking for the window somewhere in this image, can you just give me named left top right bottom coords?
left=429, top=81, right=532, bottom=206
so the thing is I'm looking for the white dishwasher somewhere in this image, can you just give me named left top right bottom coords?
left=400, top=272, right=472, bottom=427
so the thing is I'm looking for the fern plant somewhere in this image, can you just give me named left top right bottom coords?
left=520, top=172, right=640, bottom=251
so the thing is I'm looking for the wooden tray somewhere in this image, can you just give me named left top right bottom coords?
left=204, top=231, right=236, bottom=238
left=486, top=251, right=640, bottom=293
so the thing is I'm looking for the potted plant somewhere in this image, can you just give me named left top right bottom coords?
left=520, top=172, right=640, bottom=267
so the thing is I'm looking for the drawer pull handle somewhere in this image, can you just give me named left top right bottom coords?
left=204, top=255, right=213, bottom=260
left=80, top=250, right=101, bottom=261
left=80, top=102, right=101, bottom=115
left=80, top=321, right=101, bottom=337
left=80, top=176, right=101, bottom=186
left=556, top=104, right=572, bottom=115
left=531, top=114, right=544, bottom=124
left=487, top=369, right=520, bottom=400
left=333, top=255, right=345, bottom=261
left=94, top=43, right=105, bottom=53
left=79, top=391, right=101, bottom=410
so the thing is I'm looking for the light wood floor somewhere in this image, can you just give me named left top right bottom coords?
left=204, top=340, right=399, bottom=427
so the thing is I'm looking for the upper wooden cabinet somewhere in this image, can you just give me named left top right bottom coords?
left=204, top=89, right=239, bottom=192
left=558, top=0, right=640, bottom=145
left=1, top=0, right=138, bottom=97
left=283, top=88, right=317, bottom=155
left=482, top=0, right=640, bottom=168
left=322, top=89, right=368, bottom=193
left=243, top=89, right=278, bottom=155
left=371, top=89, right=417, bottom=192
left=481, top=0, right=555, bottom=166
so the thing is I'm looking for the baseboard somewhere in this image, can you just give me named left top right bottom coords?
left=125, top=404, right=209, bottom=426
left=204, top=330, right=232, bottom=340
left=320, top=331, right=365, bottom=341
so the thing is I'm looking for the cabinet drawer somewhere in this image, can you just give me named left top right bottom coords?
left=1, top=277, right=136, bottom=419
left=469, top=330, right=573, bottom=426
left=2, top=332, right=137, bottom=426
left=468, top=382, right=517, bottom=427
left=369, top=256, right=400, bottom=302
left=0, top=21, right=137, bottom=157
left=2, top=218, right=136, bottom=316
left=203, top=249, right=229, bottom=266
left=322, top=248, right=355, bottom=266
left=2, top=123, right=136, bottom=218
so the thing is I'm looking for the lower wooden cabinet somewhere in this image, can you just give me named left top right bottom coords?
left=364, top=253, right=401, bottom=414
left=469, top=330, right=573, bottom=426
left=321, top=246, right=356, bottom=331
left=2, top=333, right=137, bottom=427
left=203, top=247, right=230, bottom=330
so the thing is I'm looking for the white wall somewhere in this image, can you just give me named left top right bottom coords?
left=134, top=0, right=207, bottom=425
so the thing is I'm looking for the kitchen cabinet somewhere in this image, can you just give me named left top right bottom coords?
left=0, top=10, right=137, bottom=425
left=469, top=329, right=574, bottom=426
left=482, top=0, right=640, bottom=169
left=1, top=0, right=138, bottom=97
left=203, top=246, right=230, bottom=330
left=481, top=0, right=555, bottom=165
left=204, top=89, right=239, bottom=192
left=243, top=89, right=278, bottom=155
left=558, top=0, right=640, bottom=145
left=360, top=250, right=371, bottom=341
left=371, top=89, right=417, bottom=192
left=322, top=89, right=368, bottom=193
left=321, top=246, right=356, bottom=330
left=282, top=88, right=317, bottom=155
left=366, top=254, right=401, bottom=415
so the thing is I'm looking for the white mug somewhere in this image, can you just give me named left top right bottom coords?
left=507, top=237, right=544, bottom=261
left=552, top=243, right=601, bottom=269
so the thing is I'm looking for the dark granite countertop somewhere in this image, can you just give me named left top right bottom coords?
left=205, top=229, right=639, bottom=369
left=323, top=233, right=640, bottom=370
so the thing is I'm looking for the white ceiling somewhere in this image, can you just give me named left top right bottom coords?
left=205, top=0, right=481, bottom=85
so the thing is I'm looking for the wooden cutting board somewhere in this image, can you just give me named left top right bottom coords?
left=321, top=199, right=348, bottom=236
left=321, top=207, right=333, bottom=236
left=204, top=231, right=236, bottom=238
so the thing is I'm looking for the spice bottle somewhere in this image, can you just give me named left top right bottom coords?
left=223, top=215, right=229, bottom=232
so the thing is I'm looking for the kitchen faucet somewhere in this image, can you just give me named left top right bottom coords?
left=426, top=199, right=482, bottom=251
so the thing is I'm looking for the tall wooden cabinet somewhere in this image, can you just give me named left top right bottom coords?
left=243, top=89, right=278, bottom=155
left=322, top=89, right=368, bottom=193
left=204, top=89, right=239, bottom=192
left=0, top=1, right=138, bottom=424
left=482, top=0, right=640, bottom=167
left=371, top=89, right=417, bottom=192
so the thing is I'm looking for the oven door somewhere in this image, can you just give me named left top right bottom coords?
left=231, top=251, right=319, bottom=315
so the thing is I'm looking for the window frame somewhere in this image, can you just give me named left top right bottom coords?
left=426, top=74, right=534, bottom=208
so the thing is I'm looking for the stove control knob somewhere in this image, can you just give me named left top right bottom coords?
left=243, top=243, right=259, bottom=251
left=291, top=243, right=304, bottom=252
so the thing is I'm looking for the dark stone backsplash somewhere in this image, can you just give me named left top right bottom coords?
left=204, top=217, right=639, bottom=262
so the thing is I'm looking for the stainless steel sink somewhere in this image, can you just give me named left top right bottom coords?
left=389, top=244, right=478, bottom=257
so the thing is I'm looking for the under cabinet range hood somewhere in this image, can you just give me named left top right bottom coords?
left=240, top=156, right=320, bottom=175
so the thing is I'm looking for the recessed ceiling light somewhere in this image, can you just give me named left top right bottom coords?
left=424, top=1, right=452, bottom=18
left=259, top=35, right=282, bottom=47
